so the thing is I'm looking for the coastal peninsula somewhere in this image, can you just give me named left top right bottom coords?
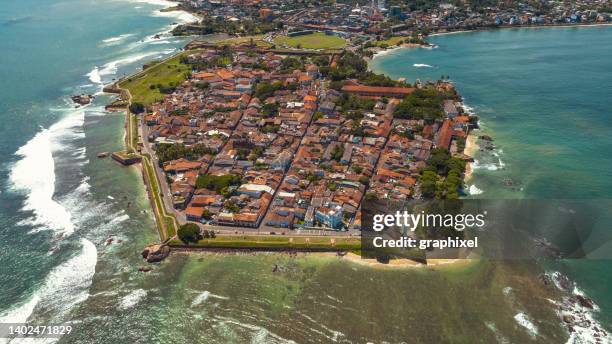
left=106, top=0, right=609, bottom=258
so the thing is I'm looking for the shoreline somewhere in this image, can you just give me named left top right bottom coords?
left=370, top=22, right=612, bottom=61
left=464, top=134, right=479, bottom=182
left=173, top=249, right=474, bottom=270
left=429, top=22, right=612, bottom=37
left=336, top=253, right=473, bottom=270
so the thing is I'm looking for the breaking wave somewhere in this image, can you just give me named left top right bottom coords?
left=413, top=63, right=433, bottom=68
left=514, top=312, right=538, bottom=338
left=9, top=108, right=86, bottom=236
left=119, top=289, right=147, bottom=310
left=100, top=33, right=136, bottom=46
left=0, top=238, right=97, bottom=327
left=468, top=184, right=483, bottom=195
left=87, top=67, right=102, bottom=84
left=191, top=290, right=229, bottom=307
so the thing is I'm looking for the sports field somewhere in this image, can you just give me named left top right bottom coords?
left=274, top=32, right=346, bottom=50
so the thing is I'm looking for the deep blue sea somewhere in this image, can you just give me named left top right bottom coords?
left=1, top=1, right=611, bottom=341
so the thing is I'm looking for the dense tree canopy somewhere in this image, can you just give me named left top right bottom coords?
left=156, top=144, right=216, bottom=164
left=196, top=174, right=241, bottom=195
left=178, top=223, right=201, bottom=244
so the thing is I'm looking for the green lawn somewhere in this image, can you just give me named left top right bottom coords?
left=375, top=36, right=407, bottom=47
left=170, top=235, right=360, bottom=250
left=215, top=35, right=273, bottom=47
left=142, top=154, right=178, bottom=240
left=118, top=53, right=192, bottom=105
left=274, top=32, right=346, bottom=50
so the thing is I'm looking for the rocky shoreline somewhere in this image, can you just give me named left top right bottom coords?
left=541, top=271, right=609, bottom=342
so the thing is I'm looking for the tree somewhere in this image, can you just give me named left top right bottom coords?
left=129, top=102, right=145, bottom=114
left=224, top=200, right=240, bottom=213
left=419, top=171, right=439, bottom=198
left=393, top=87, right=450, bottom=123
left=331, top=144, right=345, bottom=162
left=365, top=192, right=378, bottom=201
left=196, top=174, right=241, bottom=194
left=178, top=223, right=201, bottom=244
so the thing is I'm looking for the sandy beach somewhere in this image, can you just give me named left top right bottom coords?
left=321, top=252, right=474, bottom=270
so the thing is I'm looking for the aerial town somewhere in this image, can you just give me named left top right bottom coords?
left=116, top=0, right=609, bottom=237
left=135, top=46, right=473, bottom=233
left=173, top=0, right=612, bottom=39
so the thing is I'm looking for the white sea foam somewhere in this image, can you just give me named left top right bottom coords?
left=0, top=239, right=97, bottom=329
left=87, top=67, right=102, bottom=84
left=75, top=177, right=91, bottom=194
left=119, top=289, right=147, bottom=310
left=152, top=6, right=199, bottom=24
left=413, top=63, right=433, bottom=68
left=9, top=109, right=85, bottom=236
left=371, top=46, right=402, bottom=59
left=110, top=214, right=130, bottom=226
left=121, top=0, right=198, bottom=24
left=148, top=40, right=173, bottom=45
left=514, top=312, right=539, bottom=338
left=502, top=286, right=512, bottom=296
left=544, top=272, right=609, bottom=344
left=471, top=159, right=504, bottom=171
left=101, top=33, right=135, bottom=46
left=0, top=295, right=40, bottom=325
left=98, top=49, right=175, bottom=77
left=191, top=291, right=229, bottom=307
left=98, top=51, right=158, bottom=77
left=468, top=185, right=483, bottom=195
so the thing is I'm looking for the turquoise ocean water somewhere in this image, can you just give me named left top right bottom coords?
left=0, top=1, right=611, bottom=341
left=371, top=25, right=612, bottom=329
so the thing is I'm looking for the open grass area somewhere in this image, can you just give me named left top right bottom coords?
left=274, top=32, right=346, bottom=50
left=215, top=35, right=273, bottom=47
left=142, top=154, right=178, bottom=240
left=170, top=235, right=361, bottom=250
left=375, top=36, right=407, bottom=47
left=118, top=53, right=192, bottom=105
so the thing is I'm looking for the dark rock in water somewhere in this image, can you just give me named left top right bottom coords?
left=71, top=94, right=94, bottom=105
left=105, top=238, right=114, bottom=246
left=97, top=152, right=109, bottom=158
left=553, top=272, right=573, bottom=291
left=153, top=34, right=161, bottom=39
left=479, top=135, right=493, bottom=141
left=272, top=264, right=279, bottom=273
left=576, top=294, right=594, bottom=309
left=563, top=314, right=575, bottom=324
left=142, top=244, right=171, bottom=263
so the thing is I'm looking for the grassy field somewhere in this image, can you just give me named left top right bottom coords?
left=170, top=235, right=361, bottom=250
left=375, top=36, right=407, bottom=47
left=274, top=32, right=346, bottom=50
left=214, top=35, right=273, bottom=48
left=142, top=153, right=178, bottom=240
left=118, top=53, right=192, bottom=105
